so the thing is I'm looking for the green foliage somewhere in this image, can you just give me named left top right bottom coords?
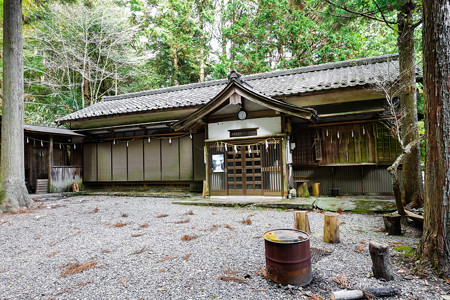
left=0, top=0, right=420, bottom=125
left=418, top=120, right=425, bottom=163
left=22, top=0, right=143, bottom=124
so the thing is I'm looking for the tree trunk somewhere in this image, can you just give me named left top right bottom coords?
left=387, top=164, right=405, bottom=216
left=83, top=76, right=90, bottom=107
left=1, top=0, right=32, bottom=210
left=172, top=48, right=179, bottom=86
left=397, top=1, right=423, bottom=208
left=198, top=3, right=206, bottom=83
left=418, top=0, right=450, bottom=277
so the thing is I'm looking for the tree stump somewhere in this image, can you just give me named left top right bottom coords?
left=297, top=182, right=310, bottom=198
left=312, top=182, right=320, bottom=196
left=369, top=241, right=395, bottom=281
left=294, top=211, right=311, bottom=234
left=383, top=214, right=402, bottom=235
left=323, top=212, right=340, bottom=243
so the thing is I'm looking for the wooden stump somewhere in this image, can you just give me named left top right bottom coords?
left=369, top=241, right=395, bottom=281
left=294, top=211, right=311, bottom=234
left=323, top=212, right=340, bottom=243
left=312, top=182, right=320, bottom=196
left=383, top=214, right=402, bottom=235
left=72, top=183, right=79, bottom=192
left=297, top=182, right=310, bottom=198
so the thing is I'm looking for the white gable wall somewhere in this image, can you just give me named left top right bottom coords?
left=207, top=116, right=282, bottom=140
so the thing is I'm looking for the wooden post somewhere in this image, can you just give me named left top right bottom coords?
left=294, top=211, right=311, bottom=234
left=369, top=241, right=395, bottom=281
left=204, top=145, right=209, bottom=197
left=281, top=139, right=288, bottom=197
left=383, top=214, right=402, bottom=235
left=312, top=182, right=320, bottom=196
left=48, top=135, right=53, bottom=193
left=323, top=212, right=340, bottom=243
left=202, top=180, right=208, bottom=197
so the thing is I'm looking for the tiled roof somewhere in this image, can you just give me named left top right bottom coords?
left=57, top=54, right=404, bottom=123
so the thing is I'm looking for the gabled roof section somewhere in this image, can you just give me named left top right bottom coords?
left=57, top=54, right=409, bottom=124
left=172, top=71, right=318, bottom=132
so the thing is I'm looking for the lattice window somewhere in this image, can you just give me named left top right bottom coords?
left=229, top=128, right=258, bottom=138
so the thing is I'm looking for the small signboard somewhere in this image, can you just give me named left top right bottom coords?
left=212, top=154, right=224, bottom=172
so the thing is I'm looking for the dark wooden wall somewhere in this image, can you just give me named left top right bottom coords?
left=293, top=122, right=402, bottom=167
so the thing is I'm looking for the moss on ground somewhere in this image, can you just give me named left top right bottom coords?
left=394, top=245, right=414, bottom=258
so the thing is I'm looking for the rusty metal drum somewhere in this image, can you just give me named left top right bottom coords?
left=263, top=229, right=312, bottom=286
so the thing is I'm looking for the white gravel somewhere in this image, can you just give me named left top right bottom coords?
left=0, top=196, right=447, bottom=299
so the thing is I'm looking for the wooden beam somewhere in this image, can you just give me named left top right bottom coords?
left=48, top=135, right=53, bottom=192
left=307, top=119, right=378, bottom=128
left=205, top=133, right=285, bottom=143
left=318, top=108, right=384, bottom=118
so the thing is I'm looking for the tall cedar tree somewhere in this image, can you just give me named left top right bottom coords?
left=322, top=0, right=423, bottom=208
left=1, top=0, right=32, bottom=210
left=418, top=0, right=450, bottom=277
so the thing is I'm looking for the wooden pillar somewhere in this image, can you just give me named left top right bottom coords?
left=27, top=141, right=33, bottom=192
left=323, top=212, right=340, bottom=243
left=281, top=138, right=288, bottom=197
left=331, top=166, right=335, bottom=188
left=204, top=144, right=209, bottom=197
left=294, top=211, right=311, bottom=233
left=48, top=135, right=53, bottom=192
left=361, top=166, right=365, bottom=194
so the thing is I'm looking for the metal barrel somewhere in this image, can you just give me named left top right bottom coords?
left=263, top=229, right=312, bottom=286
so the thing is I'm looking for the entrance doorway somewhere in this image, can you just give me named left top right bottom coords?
left=208, top=139, right=283, bottom=196
left=227, top=145, right=262, bottom=195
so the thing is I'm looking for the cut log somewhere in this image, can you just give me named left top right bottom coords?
left=312, top=182, right=320, bottom=196
left=369, top=241, right=395, bottom=281
left=323, top=212, right=340, bottom=243
left=404, top=209, right=424, bottom=223
left=331, top=288, right=400, bottom=300
left=365, top=287, right=400, bottom=297
left=331, top=290, right=364, bottom=300
left=297, top=181, right=310, bottom=198
left=72, top=183, right=79, bottom=192
left=294, top=211, right=311, bottom=234
left=383, top=214, right=402, bottom=235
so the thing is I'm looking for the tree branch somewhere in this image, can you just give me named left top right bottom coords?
left=371, top=0, right=396, bottom=30
left=324, top=0, right=396, bottom=25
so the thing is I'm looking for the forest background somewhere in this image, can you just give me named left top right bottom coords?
left=0, top=0, right=424, bottom=140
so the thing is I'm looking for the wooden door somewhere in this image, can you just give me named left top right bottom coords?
left=226, top=145, right=263, bottom=195
left=243, top=145, right=263, bottom=195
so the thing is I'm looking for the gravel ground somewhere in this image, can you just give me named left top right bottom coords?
left=0, top=196, right=448, bottom=300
